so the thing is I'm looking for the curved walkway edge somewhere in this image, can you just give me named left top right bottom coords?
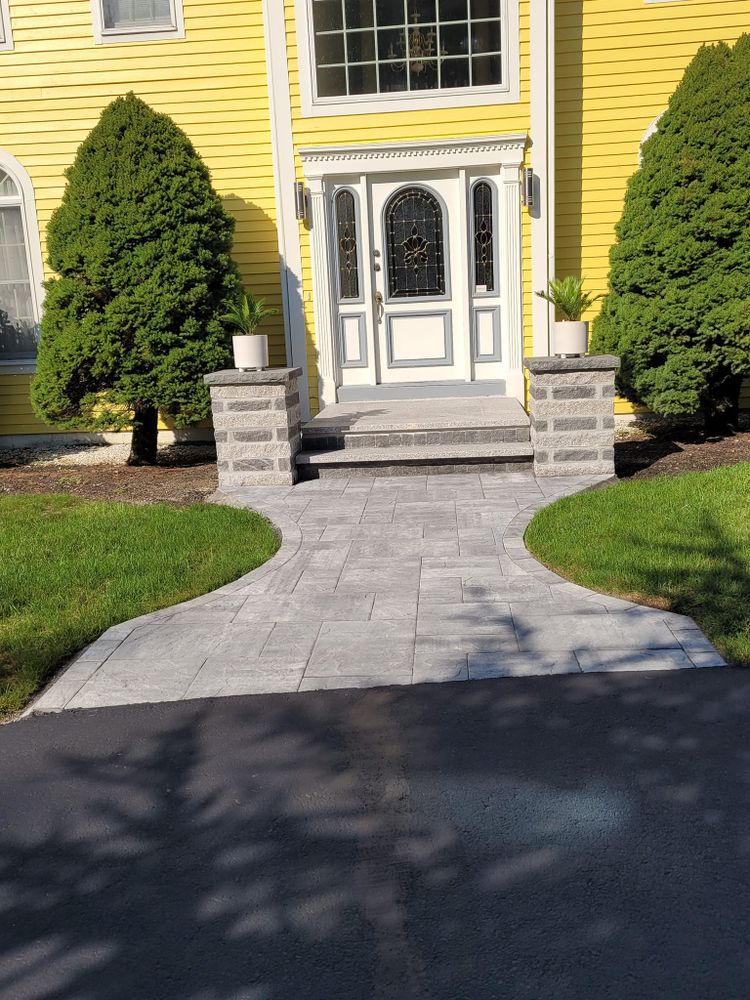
left=30, top=473, right=727, bottom=714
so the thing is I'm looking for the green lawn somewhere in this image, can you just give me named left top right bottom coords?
left=0, top=495, right=279, bottom=716
left=525, top=463, right=750, bottom=666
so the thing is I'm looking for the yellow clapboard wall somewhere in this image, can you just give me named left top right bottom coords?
left=556, top=0, right=750, bottom=415
left=283, top=0, right=533, bottom=414
left=0, top=0, right=284, bottom=437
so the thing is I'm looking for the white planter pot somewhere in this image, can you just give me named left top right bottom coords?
left=233, top=334, right=268, bottom=371
left=552, top=320, right=589, bottom=357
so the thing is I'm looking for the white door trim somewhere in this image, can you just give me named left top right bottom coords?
left=300, top=135, right=527, bottom=179
left=300, top=135, right=528, bottom=406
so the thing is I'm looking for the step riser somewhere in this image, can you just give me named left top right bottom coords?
left=302, top=427, right=530, bottom=450
left=298, top=457, right=534, bottom=480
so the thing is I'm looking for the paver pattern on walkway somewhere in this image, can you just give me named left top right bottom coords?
left=34, top=473, right=726, bottom=712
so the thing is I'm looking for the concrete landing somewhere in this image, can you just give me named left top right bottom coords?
left=303, top=396, right=530, bottom=433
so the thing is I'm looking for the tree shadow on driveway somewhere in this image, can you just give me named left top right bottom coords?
left=1, top=668, right=749, bottom=1000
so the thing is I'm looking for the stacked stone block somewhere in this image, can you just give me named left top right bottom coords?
left=523, top=356, right=620, bottom=476
left=204, top=368, right=302, bottom=487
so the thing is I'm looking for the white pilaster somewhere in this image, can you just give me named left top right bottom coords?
left=308, top=178, right=339, bottom=407
left=500, top=162, right=525, bottom=402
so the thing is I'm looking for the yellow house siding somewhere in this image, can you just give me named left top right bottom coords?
left=556, top=0, right=750, bottom=416
left=284, top=0, right=533, bottom=414
left=0, top=0, right=284, bottom=437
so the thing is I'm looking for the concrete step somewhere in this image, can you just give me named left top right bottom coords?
left=296, top=442, right=533, bottom=479
left=301, top=425, right=530, bottom=450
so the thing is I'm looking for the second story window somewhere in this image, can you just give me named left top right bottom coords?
left=92, top=0, right=185, bottom=43
left=313, top=0, right=503, bottom=98
left=300, top=0, right=518, bottom=114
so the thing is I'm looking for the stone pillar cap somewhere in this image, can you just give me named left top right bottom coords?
left=204, top=367, right=302, bottom=386
left=524, top=355, right=620, bottom=374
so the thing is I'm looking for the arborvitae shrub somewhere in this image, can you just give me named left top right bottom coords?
left=31, top=93, right=241, bottom=462
left=591, top=37, right=750, bottom=431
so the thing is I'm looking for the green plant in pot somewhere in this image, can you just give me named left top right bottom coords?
left=536, top=277, right=601, bottom=357
left=223, top=292, right=277, bottom=371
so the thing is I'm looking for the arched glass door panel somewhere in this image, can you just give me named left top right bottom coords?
left=384, top=185, right=446, bottom=298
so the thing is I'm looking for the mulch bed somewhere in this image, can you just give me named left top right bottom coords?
left=0, top=427, right=748, bottom=504
left=0, top=456, right=218, bottom=506
left=616, top=427, right=750, bottom=479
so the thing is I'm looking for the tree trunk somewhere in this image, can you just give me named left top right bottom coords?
left=702, top=374, right=743, bottom=436
left=127, top=403, right=159, bottom=466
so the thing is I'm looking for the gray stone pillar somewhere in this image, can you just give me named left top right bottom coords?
left=523, top=355, right=620, bottom=477
left=204, top=368, right=302, bottom=487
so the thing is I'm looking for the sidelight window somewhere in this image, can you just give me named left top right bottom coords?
left=334, top=188, right=360, bottom=300
left=471, top=179, right=496, bottom=293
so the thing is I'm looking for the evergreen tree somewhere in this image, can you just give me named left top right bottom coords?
left=31, top=93, right=241, bottom=463
left=591, top=37, right=750, bottom=431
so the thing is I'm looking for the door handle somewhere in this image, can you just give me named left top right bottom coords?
left=374, top=291, right=384, bottom=323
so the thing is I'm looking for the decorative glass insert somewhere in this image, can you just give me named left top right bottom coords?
left=102, top=0, right=175, bottom=31
left=311, top=0, right=503, bottom=99
left=385, top=186, right=446, bottom=298
left=0, top=170, right=17, bottom=197
left=472, top=180, right=495, bottom=292
left=334, top=189, right=359, bottom=300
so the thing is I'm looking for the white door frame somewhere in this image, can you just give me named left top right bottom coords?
left=300, top=134, right=528, bottom=407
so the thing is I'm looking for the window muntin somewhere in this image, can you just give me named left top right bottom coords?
left=0, top=169, right=38, bottom=362
left=311, top=0, right=503, bottom=100
left=385, top=185, right=446, bottom=298
left=472, top=180, right=495, bottom=293
left=334, top=189, right=360, bottom=300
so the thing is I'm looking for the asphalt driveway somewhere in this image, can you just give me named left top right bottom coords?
left=2, top=668, right=749, bottom=999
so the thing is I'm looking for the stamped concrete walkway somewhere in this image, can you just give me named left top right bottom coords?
left=33, top=473, right=726, bottom=712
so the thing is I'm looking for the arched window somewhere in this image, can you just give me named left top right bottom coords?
left=334, top=188, right=360, bottom=300
left=385, top=185, right=446, bottom=298
left=472, top=180, right=496, bottom=293
left=0, top=153, right=43, bottom=361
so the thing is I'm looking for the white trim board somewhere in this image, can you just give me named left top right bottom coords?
left=294, top=0, right=520, bottom=117
left=262, top=0, right=310, bottom=420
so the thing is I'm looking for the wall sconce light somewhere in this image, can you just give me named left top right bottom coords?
left=522, top=168, right=535, bottom=209
left=294, top=181, right=307, bottom=221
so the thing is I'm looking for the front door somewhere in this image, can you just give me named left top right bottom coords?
left=369, top=174, right=466, bottom=383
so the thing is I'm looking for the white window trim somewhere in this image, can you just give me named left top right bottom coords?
left=0, top=0, right=14, bottom=52
left=0, top=150, right=45, bottom=372
left=91, top=0, right=185, bottom=45
left=295, top=0, right=520, bottom=117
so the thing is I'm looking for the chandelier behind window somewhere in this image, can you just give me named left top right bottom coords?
left=387, top=14, right=446, bottom=75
